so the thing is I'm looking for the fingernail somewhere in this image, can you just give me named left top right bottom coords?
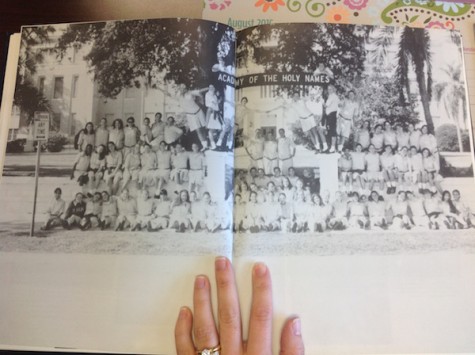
left=253, top=262, right=267, bottom=277
left=215, top=256, right=227, bottom=271
left=195, top=275, right=206, bottom=289
left=179, top=307, right=189, bottom=320
left=292, top=318, right=301, bottom=336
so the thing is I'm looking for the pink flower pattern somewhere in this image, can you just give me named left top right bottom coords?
left=207, top=0, right=232, bottom=11
left=343, top=0, right=369, bottom=11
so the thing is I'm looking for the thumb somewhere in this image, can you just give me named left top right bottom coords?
left=279, top=317, right=304, bottom=355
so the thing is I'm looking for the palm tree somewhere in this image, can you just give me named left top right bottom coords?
left=396, top=27, right=434, bottom=133
left=434, top=64, right=467, bottom=152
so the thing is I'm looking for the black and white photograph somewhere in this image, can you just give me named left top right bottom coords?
left=233, top=23, right=475, bottom=254
left=1, top=18, right=235, bottom=255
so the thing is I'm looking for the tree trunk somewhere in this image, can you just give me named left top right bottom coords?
left=415, top=67, right=434, bottom=134
left=455, top=120, right=463, bottom=152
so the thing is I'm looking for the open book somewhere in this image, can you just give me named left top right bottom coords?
left=1, top=18, right=475, bottom=354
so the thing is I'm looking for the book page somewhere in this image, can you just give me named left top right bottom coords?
left=0, top=18, right=235, bottom=354
left=233, top=23, right=475, bottom=353
left=0, top=34, right=21, bottom=179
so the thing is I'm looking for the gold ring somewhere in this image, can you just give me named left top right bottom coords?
left=196, top=344, right=221, bottom=355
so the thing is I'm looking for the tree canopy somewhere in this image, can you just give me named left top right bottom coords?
left=14, top=25, right=56, bottom=121
left=57, top=19, right=235, bottom=98
left=237, top=23, right=369, bottom=90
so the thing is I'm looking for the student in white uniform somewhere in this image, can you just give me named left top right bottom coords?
left=41, top=188, right=66, bottom=231
left=148, top=189, right=171, bottom=231
left=305, top=86, right=327, bottom=151
left=151, top=112, right=165, bottom=150
left=394, top=146, right=411, bottom=188
left=132, top=189, right=155, bottom=231
left=109, top=119, right=125, bottom=150
left=77, top=122, right=95, bottom=152
left=121, top=143, right=142, bottom=192
left=139, top=143, right=157, bottom=188
left=338, top=147, right=353, bottom=191
left=452, top=189, right=475, bottom=228
left=71, top=143, right=93, bottom=186
left=277, top=192, right=293, bottom=232
left=381, top=145, right=397, bottom=194
left=309, top=194, right=327, bottom=232
left=367, top=191, right=387, bottom=230
left=205, top=85, right=222, bottom=150
left=370, top=124, right=384, bottom=153
left=155, top=141, right=172, bottom=194
left=324, top=85, right=340, bottom=153
left=188, top=143, right=206, bottom=194
left=351, top=143, right=366, bottom=192
left=382, top=121, right=397, bottom=150
left=245, top=129, right=265, bottom=170
left=395, top=124, right=410, bottom=149
left=364, top=144, right=383, bottom=191
left=347, top=192, right=368, bottom=229
left=169, top=189, right=192, bottom=233
left=409, top=145, right=424, bottom=192
left=170, top=143, right=189, bottom=186
left=263, top=130, right=278, bottom=176
left=104, top=142, right=123, bottom=195
left=277, top=128, right=296, bottom=173
left=115, top=188, right=137, bottom=231
left=123, top=116, right=141, bottom=158
left=354, top=120, right=371, bottom=151
left=95, top=117, right=109, bottom=149
left=80, top=192, right=102, bottom=230
left=88, top=144, right=107, bottom=191
left=406, top=191, right=429, bottom=229
left=408, top=123, right=421, bottom=151
left=328, top=191, right=348, bottom=230
left=390, top=191, right=411, bottom=230
left=99, top=191, right=118, bottom=230
left=242, top=191, right=260, bottom=232
left=337, top=90, right=359, bottom=152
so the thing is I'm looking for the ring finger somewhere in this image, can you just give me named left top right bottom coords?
left=193, top=275, right=220, bottom=351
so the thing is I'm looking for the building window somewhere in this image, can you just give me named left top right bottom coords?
left=70, top=113, right=77, bottom=136
left=72, top=46, right=78, bottom=63
left=125, top=86, right=135, bottom=98
left=38, top=77, right=45, bottom=96
left=72, top=75, right=79, bottom=98
left=53, top=77, right=63, bottom=99
left=52, top=112, right=62, bottom=131
left=8, top=129, right=17, bottom=141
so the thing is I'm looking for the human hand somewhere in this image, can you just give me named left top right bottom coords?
left=175, top=257, right=304, bottom=354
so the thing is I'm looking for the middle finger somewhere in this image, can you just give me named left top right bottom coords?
left=215, top=256, right=243, bottom=354
left=193, top=275, right=219, bottom=351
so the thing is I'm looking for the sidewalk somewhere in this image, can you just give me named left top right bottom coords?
left=3, top=147, right=77, bottom=177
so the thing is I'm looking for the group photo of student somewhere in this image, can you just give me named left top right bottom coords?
left=234, top=116, right=474, bottom=233
left=41, top=109, right=231, bottom=233
left=234, top=166, right=475, bottom=233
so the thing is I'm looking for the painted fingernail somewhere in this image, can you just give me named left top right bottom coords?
left=195, top=275, right=206, bottom=289
left=215, top=256, right=227, bottom=271
left=292, top=318, right=301, bottom=336
left=179, top=307, right=189, bottom=320
left=254, top=262, right=267, bottom=277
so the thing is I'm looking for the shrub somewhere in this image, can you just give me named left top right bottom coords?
left=46, top=133, right=68, bottom=152
left=435, top=124, right=470, bottom=152
left=6, top=139, right=25, bottom=153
